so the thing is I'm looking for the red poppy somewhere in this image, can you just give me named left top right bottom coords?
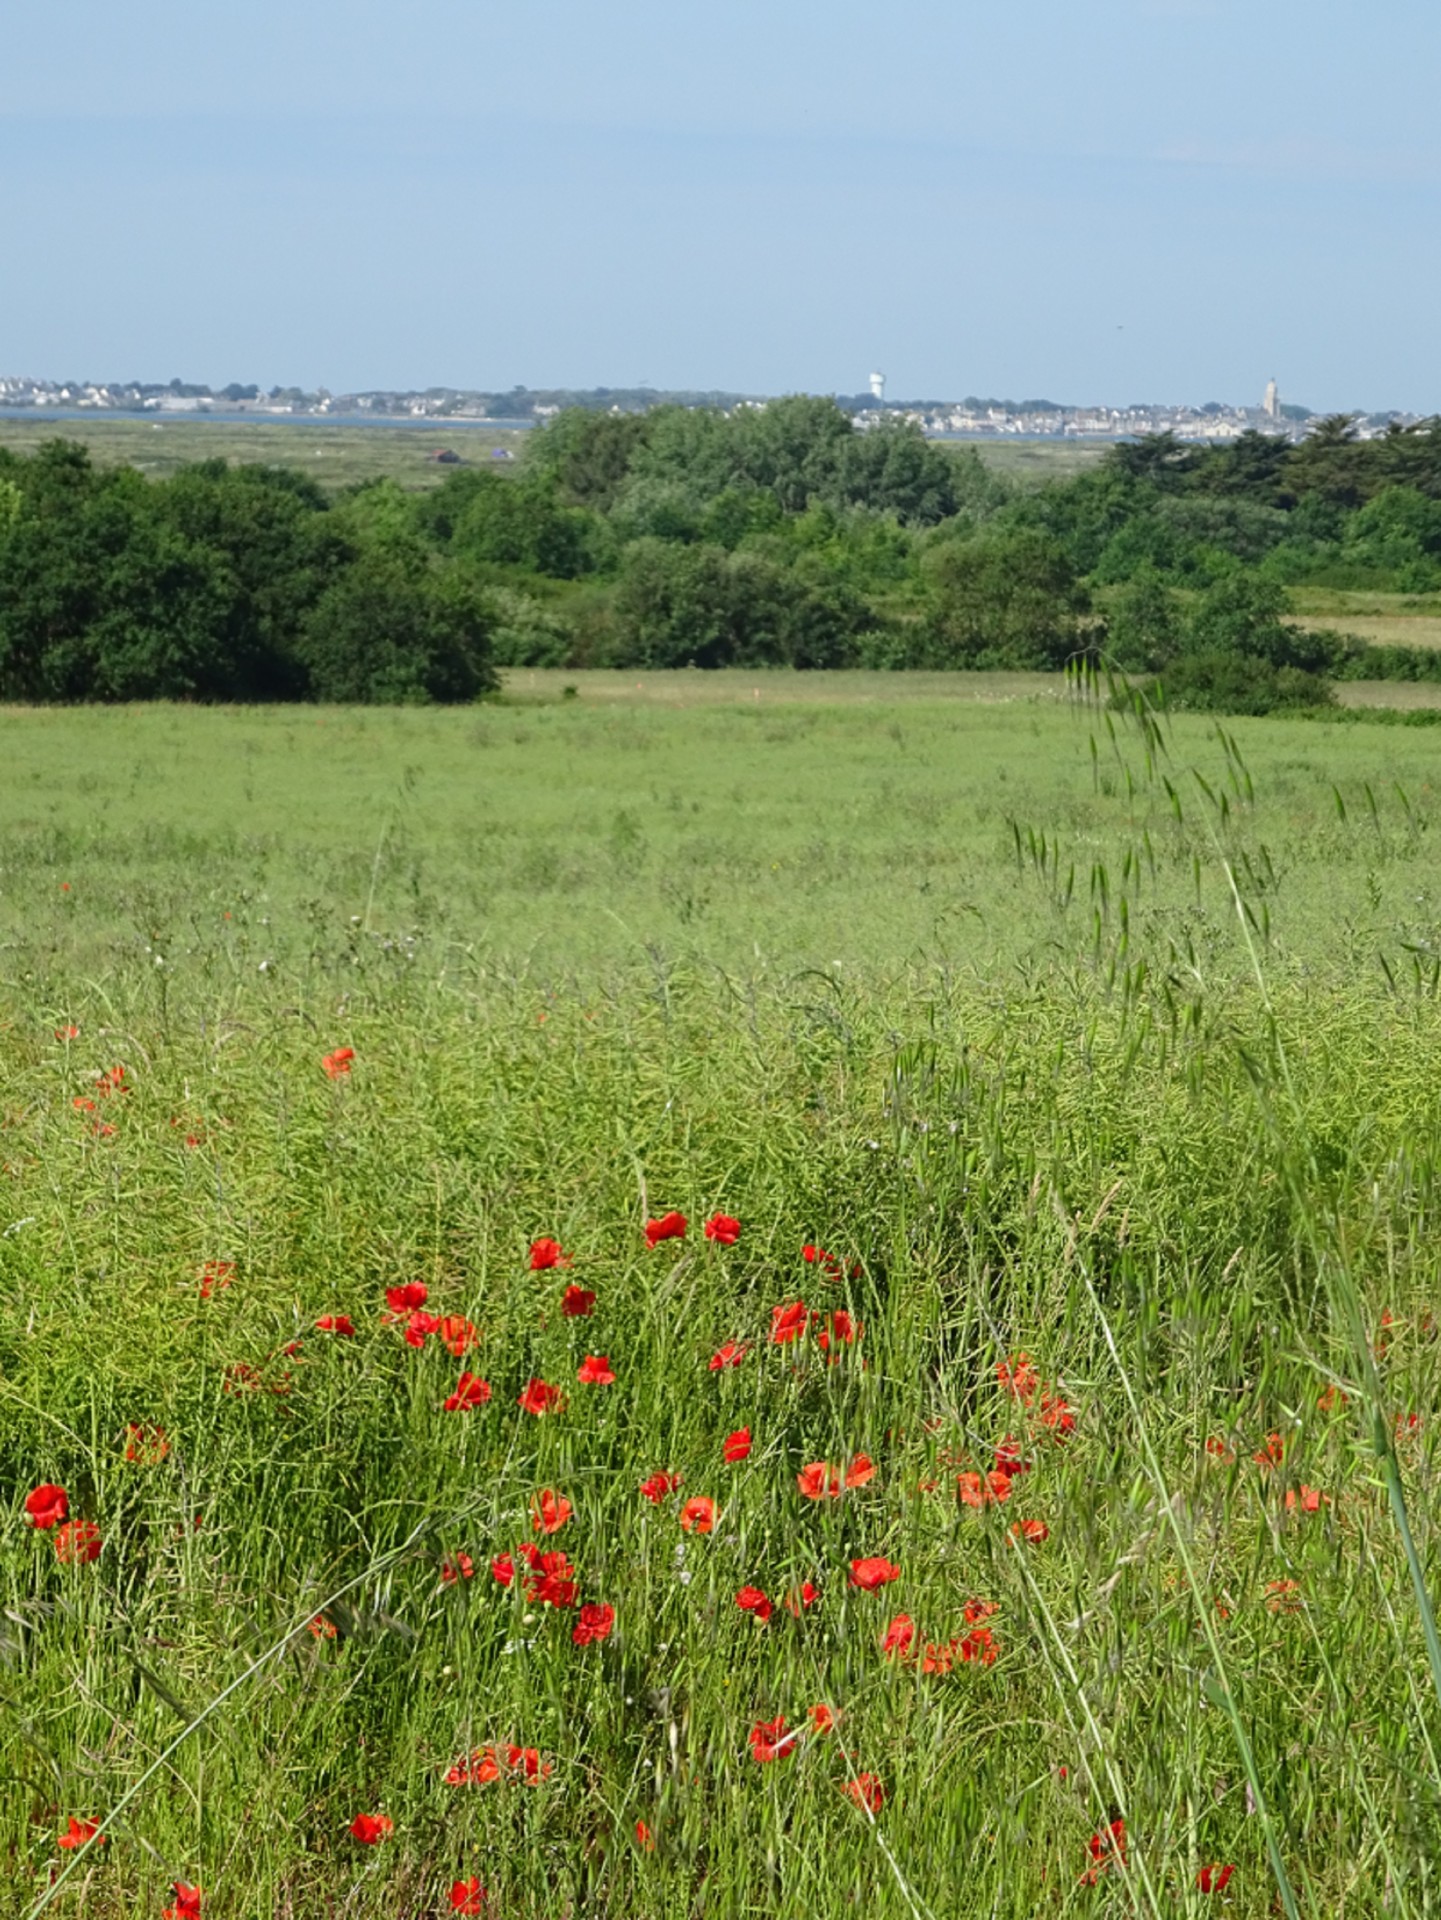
left=849, top=1557, right=900, bottom=1590
left=881, top=1613, right=915, bottom=1658
left=723, top=1426, right=752, bottom=1464
left=308, top=1614, right=337, bottom=1638
left=770, top=1299, right=809, bottom=1345
left=1038, top=1392, right=1075, bottom=1438
left=163, top=1885, right=203, bottom=1920
left=639, top=1470, right=682, bottom=1504
left=1285, top=1484, right=1328, bottom=1513
left=784, top=1581, right=819, bottom=1616
left=123, top=1421, right=169, bottom=1464
left=645, top=1211, right=687, bottom=1248
left=572, top=1602, right=615, bottom=1645
left=55, top=1024, right=80, bottom=1040
left=1197, top=1864, right=1235, bottom=1894
left=505, top=1744, right=552, bottom=1781
left=315, top=1314, right=355, bottom=1337
left=560, top=1283, right=595, bottom=1317
left=198, top=1259, right=235, bottom=1299
left=635, top=1819, right=656, bottom=1852
left=735, top=1585, right=773, bottom=1623
left=322, top=1048, right=355, bottom=1079
left=808, top=1702, right=835, bottom=1733
left=1205, top=1436, right=1236, bottom=1464
left=531, top=1489, right=573, bottom=1534
left=802, top=1243, right=850, bottom=1279
left=441, top=1553, right=475, bottom=1585
left=444, top=1745, right=502, bottom=1786
left=577, top=1354, right=616, bottom=1386
left=1011, top=1518, right=1050, bottom=1544
left=816, top=1310, right=860, bottom=1353
left=529, top=1237, right=572, bottom=1270
left=842, top=1772, right=886, bottom=1814
left=402, top=1309, right=438, bottom=1348
left=55, top=1520, right=102, bottom=1564
left=958, top=1626, right=998, bottom=1665
left=450, top=1879, right=487, bottom=1914
left=444, top=1372, right=492, bottom=1412
left=679, top=1495, right=717, bottom=1534
left=1266, top=1578, right=1302, bottom=1613
left=750, top=1717, right=797, bottom=1763
left=386, top=1282, right=429, bottom=1314
left=349, top=1813, right=392, bottom=1845
left=957, top=1470, right=1013, bottom=1508
left=997, top=1353, right=1038, bottom=1403
left=490, top=1552, right=516, bottom=1587
left=57, top=1816, right=106, bottom=1850
left=1317, top=1384, right=1349, bottom=1412
left=704, top=1213, right=741, bottom=1245
left=1254, top=1432, right=1285, bottom=1468
left=437, top=1314, right=479, bottom=1357
left=708, top=1340, right=749, bottom=1371
left=1080, top=1818, right=1127, bottom=1884
left=525, top=1549, right=578, bottom=1609
left=25, top=1483, right=68, bottom=1530
left=993, top=1435, right=1030, bottom=1479
left=518, top=1377, right=564, bottom=1415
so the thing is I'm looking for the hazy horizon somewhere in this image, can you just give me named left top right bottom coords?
left=5, top=0, right=1439, bottom=415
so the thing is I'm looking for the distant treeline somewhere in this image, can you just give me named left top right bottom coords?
left=3, top=402, right=1441, bottom=709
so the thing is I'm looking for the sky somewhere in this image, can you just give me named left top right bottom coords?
left=4, top=0, right=1439, bottom=412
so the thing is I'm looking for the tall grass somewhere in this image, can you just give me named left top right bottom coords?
left=4, top=691, right=1441, bottom=1916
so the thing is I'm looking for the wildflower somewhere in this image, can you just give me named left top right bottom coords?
left=163, top=1885, right=203, bottom=1920
left=963, top=1598, right=999, bottom=1625
left=437, top=1315, right=479, bottom=1357
left=386, top=1282, right=429, bottom=1314
left=57, top=1817, right=105, bottom=1850
left=198, top=1260, right=234, bottom=1299
left=124, top=1422, right=169, bottom=1464
left=444, top=1372, right=492, bottom=1412
left=450, top=1880, right=487, bottom=1914
left=1011, top=1518, right=1050, bottom=1544
left=307, top=1614, right=337, bottom=1638
left=797, top=1456, right=875, bottom=1499
left=560, top=1283, right=595, bottom=1317
left=505, top=1744, right=552, bottom=1781
left=577, top=1354, right=616, bottom=1386
left=958, top=1626, right=997, bottom=1665
left=1197, top=1864, right=1235, bottom=1894
left=770, top=1299, right=809, bottom=1344
left=639, top=1470, right=682, bottom=1504
left=997, top=1353, right=1038, bottom=1403
left=849, top=1556, right=900, bottom=1590
left=1266, top=1578, right=1302, bottom=1613
left=517, top=1377, right=564, bottom=1415
left=402, top=1309, right=439, bottom=1348
left=1253, top=1432, right=1285, bottom=1468
left=1080, top=1818, right=1126, bottom=1884
left=529, top=1237, right=572, bottom=1270
left=349, top=1813, right=392, bottom=1844
left=881, top=1613, right=915, bottom=1659
left=441, top=1553, right=475, bottom=1585
left=1317, top=1385, right=1348, bottom=1412
left=957, top=1470, right=1013, bottom=1508
left=490, top=1552, right=516, bottom=1587
left=735, top=1585, right=773, bottom=1624
left=802, top=1243, right=847, bottom=1278
left=55, top=1024, right=80, bottom=1040
left=635, top=1819, right=656, bottom=1852
left=315, top=1314, right=355, bottom=1336
left=25, top=1483, right=68, bottom=1530
left=525, top=1549, right=578, bottom=1609
left=704, top=1213, right=741, bottom=1245
left=572, top=1602, right=615, bottom=1645
left=55, top=1520, right=102, bottom=1564
left=445, top=1746, right=502, bottom=1786
left=808, top=1702, right=835, bottom=1733
left=1205, top=1436, right=1236, bottom=1464
left=322, top=1047, right=355, bottom=1078
left=1037, top=1392, right=1076, bottom=1438
left=1285, top=1484, right=1328, bottom=1514
left=723, top=1426, right=752, bottom=1464
left=784, top=1581, right=819, bottom=1615
left=708, top=1340, right=749, bottom=1371
left=531, top=1489, right=573, bottom=1534
left=645, top=1211, right=687, bottom=1248
left=842, top=1772, right=886, bottom=1814
left=750, top=1717, right=797, bottom=1763
left=815, top=1309, right=859, bottom=1353
left=679, top=1495, right=717, bottom=1534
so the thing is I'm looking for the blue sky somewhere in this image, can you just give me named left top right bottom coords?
left=4, top=0, right=1438, bottom=410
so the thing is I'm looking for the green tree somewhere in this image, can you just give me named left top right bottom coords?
left=296, top=549, right=496, bottom=702
left=921, top=528, right=1091, bottom=669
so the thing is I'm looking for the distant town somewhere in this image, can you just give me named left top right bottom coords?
left=0, top=374, right=1430, bottom=443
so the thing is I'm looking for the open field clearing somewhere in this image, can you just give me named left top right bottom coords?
left=6, top=696, right=1441, bottom=1918
left=0, top=419, right=530, bottom=490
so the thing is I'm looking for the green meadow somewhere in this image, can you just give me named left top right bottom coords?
left=5, top=683, right=1441, bottom=1919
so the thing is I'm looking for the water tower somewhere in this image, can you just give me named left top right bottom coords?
left=868, top=370, right=886, bottom=403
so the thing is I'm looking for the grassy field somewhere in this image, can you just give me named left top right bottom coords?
left=6, top=687, right=1441, bottom=1919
